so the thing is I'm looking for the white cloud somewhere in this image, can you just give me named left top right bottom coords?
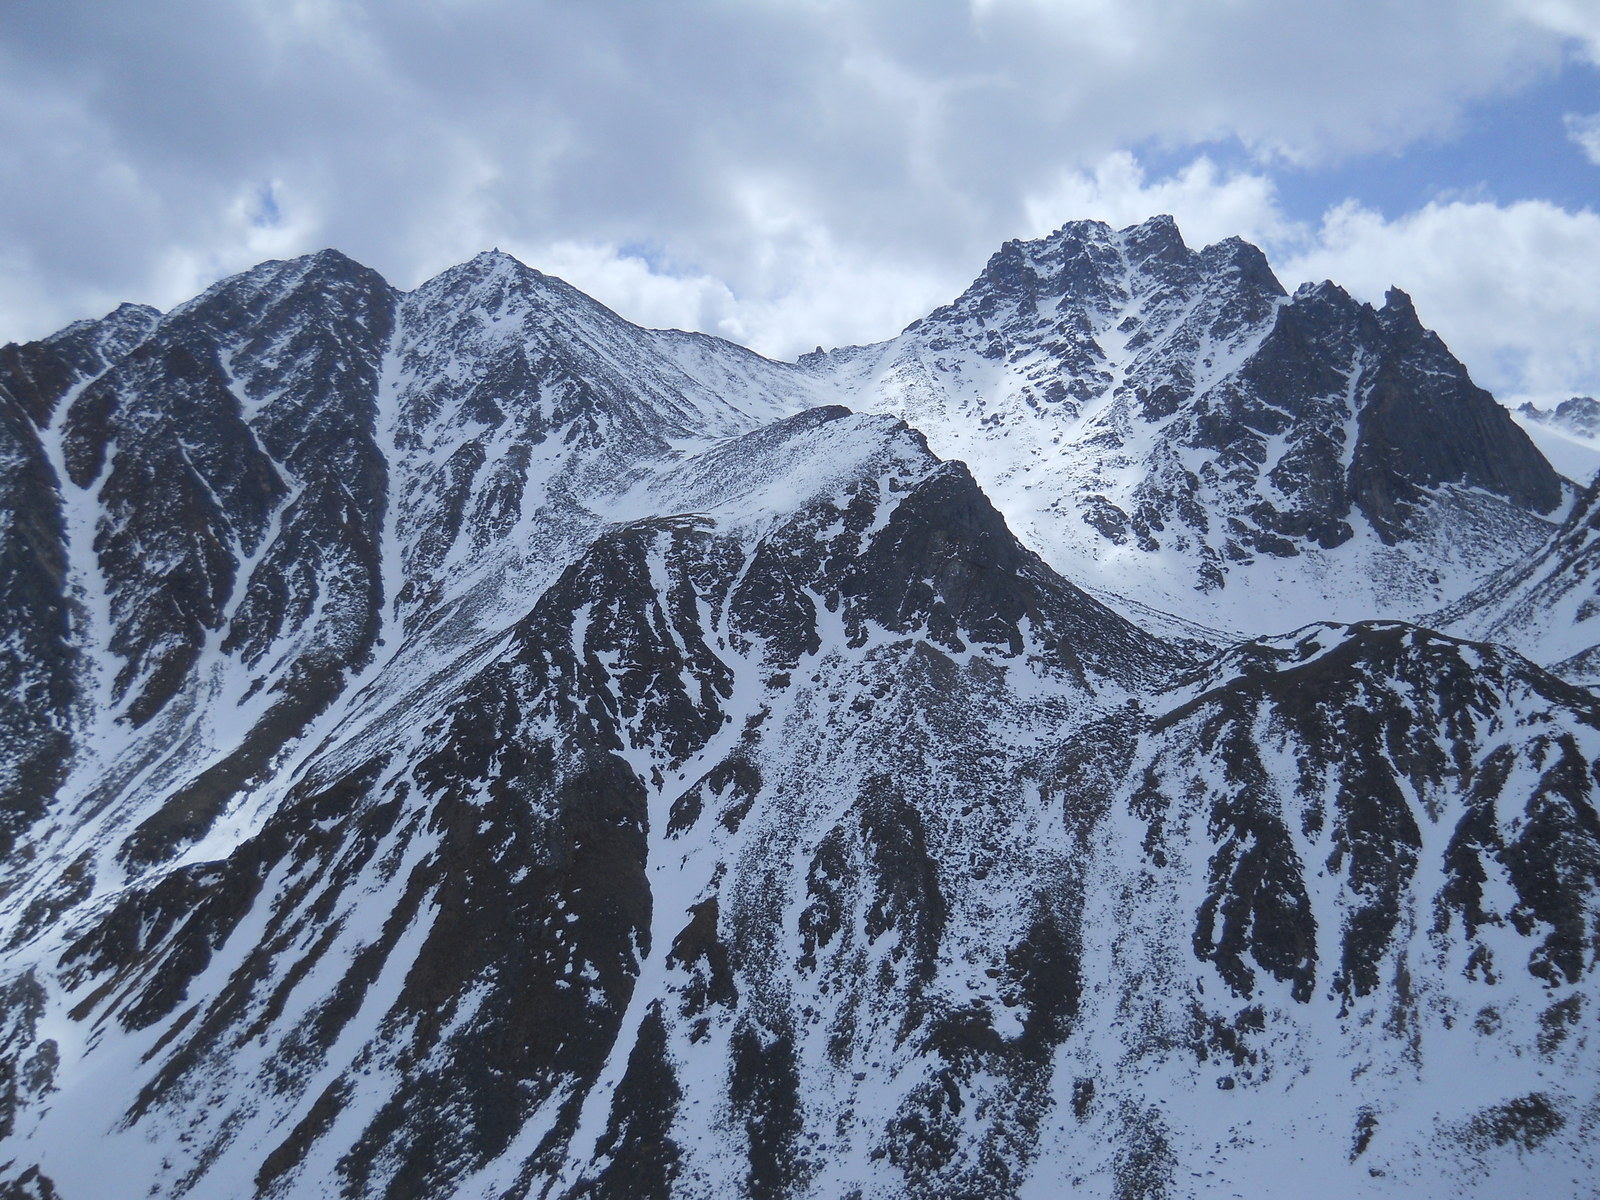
left=1280, top=198, right=1600, bottom=406
left=1507, top=0, right=1600, bottom=63
left=1565, top=111, right=1600, bottom=164
left=1022, top=152, right=1298, bottom=250
left=0, top=0, right=1596, bottom=404
left=520, top=222, right=955, bottom=362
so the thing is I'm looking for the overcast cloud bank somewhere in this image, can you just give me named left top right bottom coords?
left=2, top=0, right=1597, bottom=404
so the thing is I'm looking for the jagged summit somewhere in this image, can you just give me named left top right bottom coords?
left=1520, top=394, right=1600, bottom=442
left=806, top=215, right=1564, bottom=636
left=926, top=214, right=1286, bottom=335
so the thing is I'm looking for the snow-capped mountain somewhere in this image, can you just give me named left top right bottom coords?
left=810, top=216, right=1567, bottom=636
left=1520, top=396, right=1600, bottom=442
left=0, top=223, right=1595, bottom=1200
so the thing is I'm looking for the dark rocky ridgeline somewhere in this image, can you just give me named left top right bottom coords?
left=46, top=520, right=681, bottom=1200
left=555, top=427, right=1182, bottom=1199
left=35, top=252, right=402, bottom=874
left=384, top=251, right=780, bottom=632
left=7, top=411, right=1181, bottom=1200
left=1349, top=289, right=1561, bottom=540
left=1114, top=231, right=1565, bottom=569
left=0, top=304, right=158, bottom=859
left=72, top=247, right=805, bottom=877
left=1204, top=280, right=1560, bottom=556
left=1154, top=622, right=1598, bottom=1004
left=59, top=251, right=396, bottom=730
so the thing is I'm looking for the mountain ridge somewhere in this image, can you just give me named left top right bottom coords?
left=0, top=220, right=1594, bottom=1199
left=801, top=216, right=1566, bottom=636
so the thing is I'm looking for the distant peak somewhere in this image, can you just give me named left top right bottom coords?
left=468, top=247, right=539, bottom=275
left=1377, top=286, right=1424, bottom=336
left=1051, top=217, right=1115, bottom=238
left=409, top=249, right=555, bottom=304
left=303, top=246, right=358, bottom=267
left=290, top=247, right=387, bottom=283
left=226, top=247, right=388, bottom=292
left=1131, top=212, right=1180, bottom=234
left=1029, top=219, right=1114, bottom=254
left=100, top=301, right=163, bottom=344
left=1120, top=213, right=1190, bottom=260
left=1003, top=214, right=1189, bottom=262
left=1295, top=279, right=1347, bottom=300
left=1201, top=236, right=1285, bottom=297
left=88, top=301, right=162, bottom=338
left=1381, top=286, right=1416, bottom=316
left=109, top=300, right=162, bottom=320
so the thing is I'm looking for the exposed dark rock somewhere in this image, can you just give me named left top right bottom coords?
left=566, top=1005, right=683, bottom=1200
left=729, top=1020, right=806, bottom=1199
left=1351, top=291, right=1562, bottom=541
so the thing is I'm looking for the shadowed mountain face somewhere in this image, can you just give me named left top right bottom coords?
left=0, top=225, right=1595, bottom=1200
left=0, top=302, right=160, bottom=857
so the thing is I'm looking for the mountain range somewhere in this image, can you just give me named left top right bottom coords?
left=0, top=217, right=1595, bottom=1199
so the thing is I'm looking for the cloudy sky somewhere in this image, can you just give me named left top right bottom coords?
left=3, top=0, right=1598, bottom=405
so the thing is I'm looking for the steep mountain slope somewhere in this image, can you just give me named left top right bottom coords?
left=1435, top=472, right=1600, bottom=685
left=0, top=239, right=1594, bottom=1200
left=0, top=402, right=1182, bottom=1200
left=1032, top=622, right=1600, bottom=1199
left=809, top=216, right=1566, bottom=636
left=0, top=249, right=822, bottom=901
left=0, top=301, right=158, bottom=855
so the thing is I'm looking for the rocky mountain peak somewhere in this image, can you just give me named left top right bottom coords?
left=1199, top=233, right=1284, bottom=297
left=1379, top=283, right=1420, bottom=323
left=1520, top=395, right=1600, bottom=441
left=814, top=218, right=1569, bottom=635
left=1351, top=288, right=1562, bottom=541
left=414, top=246, right=575, bottom=321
